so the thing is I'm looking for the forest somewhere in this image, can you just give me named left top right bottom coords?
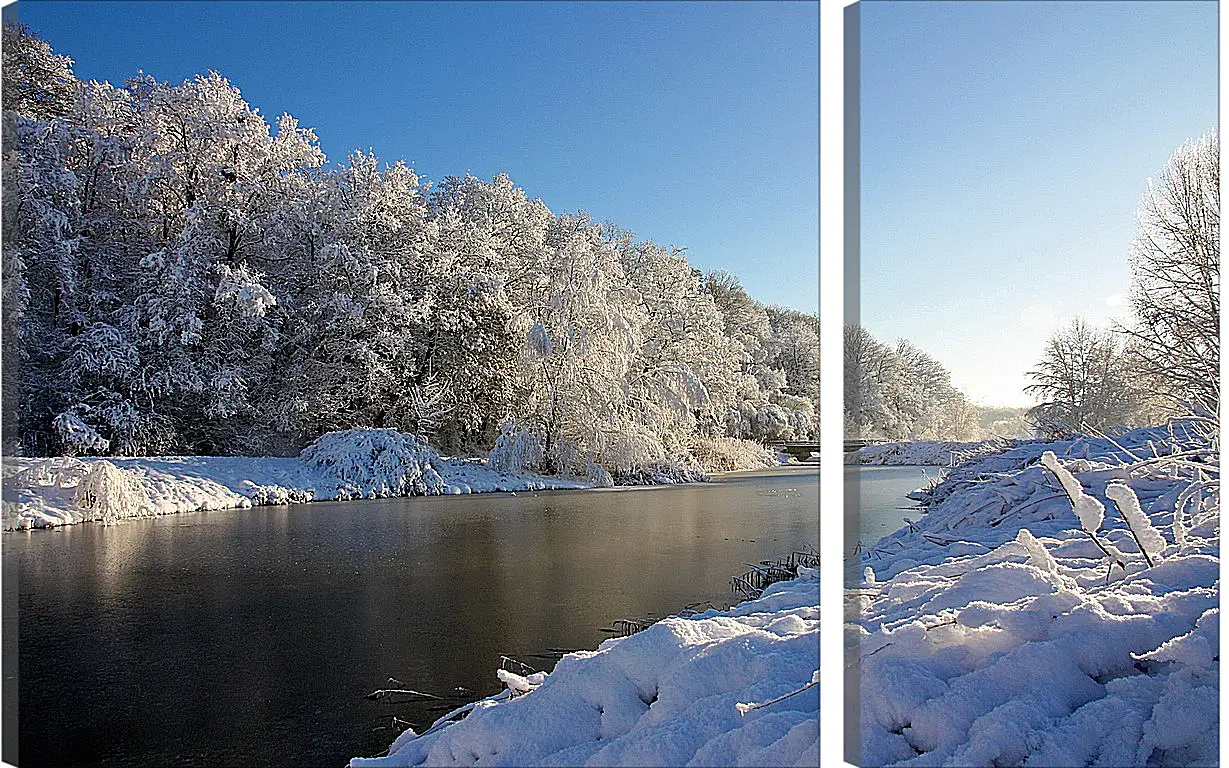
left=842, top=324, right=983, bottom=441
left=0, top=24, right=818, bottom=480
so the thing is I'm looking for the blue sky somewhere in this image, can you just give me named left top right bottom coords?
left=18, top=0, right=819, bottom=313
left=859, top=0, right=1217, bottom=406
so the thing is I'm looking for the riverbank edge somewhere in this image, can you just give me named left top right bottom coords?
left=2, top=452, right=809, bottom=531
left=847, top=438, right=1016, bottom=467
left=351, top=566, right=820, bottom=767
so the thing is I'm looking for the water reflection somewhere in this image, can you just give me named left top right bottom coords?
left=11, top=465, right=817, bottom=767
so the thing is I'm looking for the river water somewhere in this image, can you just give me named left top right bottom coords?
left=5, top=464, right=817, bottom=767
left=845, top=465, right=936, bottom=556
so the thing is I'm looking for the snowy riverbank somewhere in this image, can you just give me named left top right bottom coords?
left=2, top=428, right=786, bottom=531
left=351, top=568, right=818, bottom=767
left=2, top=428, right=597, bottom=531
left=1, top=453, right=586, bottom=531
left=849, top=422, right=1219, bottom=766
left=849, top=439, right=1014, bottom=467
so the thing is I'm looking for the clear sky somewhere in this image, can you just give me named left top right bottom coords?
left=17, top=0, right=819, bottom=313
left=859, top=0, right=1217, bottom=407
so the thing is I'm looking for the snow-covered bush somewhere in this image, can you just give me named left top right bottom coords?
left=612, top=460, right=707, bottom=486
left=594, top=426, right=668, bottom=476
left=52, top=411, right=110, bottom=455
left=300, top=429, right=447, bottom=498
left=488, top=421, right=546, bottom=474
left=73, top=460, right=147, bottom=522
left=584, top=457, right=614, bottom=488
left=11, top=456, right=88, bottom=489
left=690, top=435, right=777, bottom=473
left=245, top=483, right=313, bottom=506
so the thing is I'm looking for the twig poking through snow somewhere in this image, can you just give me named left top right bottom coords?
left=1016, top=528, right=1060, bottom=576
left=1106, top=481, right=1166, bottom=567
left=1040, top=450, right=1126, bottom=575
left=735, top=671, right=819, bottom=715
left=1040, top=451, right=1103, bottom=533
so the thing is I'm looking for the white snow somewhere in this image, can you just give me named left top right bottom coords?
left=1041, top=449, right=1107, bottom=535
left=851, top=439, right=1011, bottom=467
left=1107, top=481, right=1168, bottom=567
left=351, top=569, right=818, bottom=767
left=849, top=423, right=1219, bottom=766
left=2, top=429, right=589, bottom=530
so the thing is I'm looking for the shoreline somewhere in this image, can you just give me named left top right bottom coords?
left=351, top=567, right=819, bottom=767
left=2, top=453, right=806, bottom=532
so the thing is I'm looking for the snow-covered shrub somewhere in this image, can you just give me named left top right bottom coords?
left=74, top=460, right=147, bottom=522
left=594, top=425, right=668, bottom=475
left=11, top=456, right=88, bottom=489
left=52, top=411, right=109, bottom=455
left=488, top=421, right=546, bottom=474
left=246, top=483, right=313, bottom=506
left=300, top=429, right=446, bottom=498
left=612, top=460, right=707, bottom=486
left=544, top=436, right=584, bottom=477
left=690, top=435, right=777, bottom=473
left=584, top=457, right=614, bottom=488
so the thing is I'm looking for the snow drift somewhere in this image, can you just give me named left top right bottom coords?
left=849, top=422, right=1219, bottom=766
left=850, top=439, right=1014, bottom=467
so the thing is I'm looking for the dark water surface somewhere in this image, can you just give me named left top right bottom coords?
left=6, top=465, right=817, bottom=767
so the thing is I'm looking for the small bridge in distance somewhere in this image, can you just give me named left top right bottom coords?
left=774, top=442, right=819, bottom=462
left=844, top=439, right=882, bottom=453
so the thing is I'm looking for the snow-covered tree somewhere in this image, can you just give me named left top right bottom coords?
left=1123, top=132, right=1219, bottom=414
left=2, top=22, right=78, bottom=119
left=1025, top=318, right=1143, bottom=438
left=5, top=30, right=817, bottom=473
left=844, top=325, right=976, bottom=441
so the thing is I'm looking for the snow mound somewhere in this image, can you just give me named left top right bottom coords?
left=851, top=423, right=1219, bottom=766
left=352, top=576, right=819, bottom=767
left=300, top=429, right=448, bottom=499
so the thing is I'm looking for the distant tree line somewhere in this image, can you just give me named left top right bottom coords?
left=1, top=23, right=818, bottom=474
left=843, top=325, right=979, bottom=441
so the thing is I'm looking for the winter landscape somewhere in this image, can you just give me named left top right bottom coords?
left=2, top=4, right=818, bottom=767
left=848, top=3, right=1218, bottom=766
